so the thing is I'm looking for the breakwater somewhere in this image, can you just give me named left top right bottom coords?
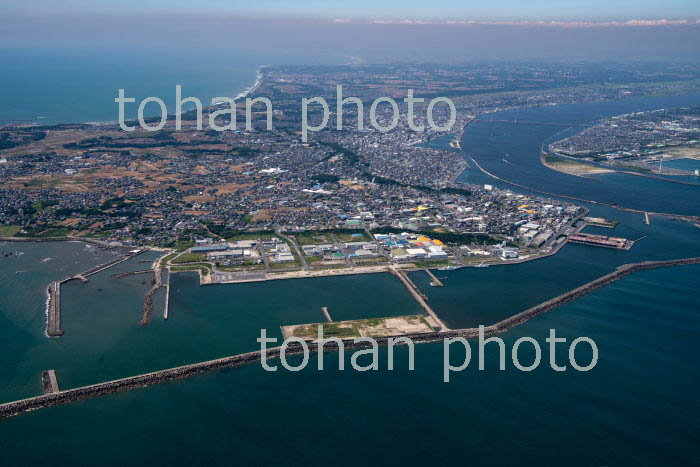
left=389, top=268, right=448, bottom=330
left=140, top=268, right=162, bottom=326
left=45, top=249, right=148, bottom=337
left=424, top=269, right=444, bottom=286
left=40, top=370, right=60, bottom=394
left=163, top=269, right=171, bottom=320
left=4, top=256, right=699, bottom=420
left=46, top=282, right=62, bottom=337
left=0, top=236, right=114, bottom=248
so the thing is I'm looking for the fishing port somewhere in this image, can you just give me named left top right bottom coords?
left=45, top=249, right=147, bottom=337
left=3, top=255, right=699, bottom=420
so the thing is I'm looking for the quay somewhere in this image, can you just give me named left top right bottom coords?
left=424, top=269, right=444, bottom=286
left=3, top=256, right=699, bottom=420
left=568, top=233, right=633, bottom=250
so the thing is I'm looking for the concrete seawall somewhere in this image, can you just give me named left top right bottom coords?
left=4, top=256, right=699, bottom=420
left=46, top=282, right=63, bottom=337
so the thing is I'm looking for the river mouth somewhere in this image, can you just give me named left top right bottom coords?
left=459, top=93, right=700, bottom=217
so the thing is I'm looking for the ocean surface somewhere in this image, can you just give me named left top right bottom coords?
left=0, top=47, right=343, bottom=124
left=0, top=92, right=699, bottom=464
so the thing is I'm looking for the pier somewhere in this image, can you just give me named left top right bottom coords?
left=424, top=269, right=444, bottom=286
left=163, top=269, right=171, bottom=320
left=82, top=251, right=145, bottom=278
left=2, top=256, right=699, bottom=420
left=390, top=268, right=448, bottom=330
left=322, top=306, right=332, bottom=322
left=140, top=268, right=163, bottom=326
left=46, top=282, right=63, bottom=337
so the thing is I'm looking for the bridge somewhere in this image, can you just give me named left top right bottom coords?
left=476, top=118, right=594, bottom=128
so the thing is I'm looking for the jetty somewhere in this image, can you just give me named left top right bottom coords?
left=140, top=268, right=163, bottom=326
left=424, top=269, right=444, bottom=286
left=2, top=256, right=699, bottom=420
left=46, top=282, right=63, bottom=337
left=322, top=306, right=332, bottom=322
left=163, top=269, right=171, bottom=320
left=390, top=268, right=448, bottom=330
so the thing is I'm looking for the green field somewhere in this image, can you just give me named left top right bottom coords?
left=34, top=227, right=71, bottom=238
left=159, top=252, right=178, bottom=266
left=289, top=315, right=434, bottom=339
left=172, top=252, right=207, bottom=264
left=0, top=225, right=21, bottom=236
left=334, top=231, right=370, bottom=242
left=293, top=232, right=332, bottom=246
left=170, top=263, right=212, bottom=276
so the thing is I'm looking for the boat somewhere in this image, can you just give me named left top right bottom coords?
left=475, top=262, right=490, bottom=268
left=438, top=266, right=458, bottom=271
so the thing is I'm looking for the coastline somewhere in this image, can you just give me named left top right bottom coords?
left=4, top=65, right=266, bottom=128
left=233, top=66, right=265, bottom=101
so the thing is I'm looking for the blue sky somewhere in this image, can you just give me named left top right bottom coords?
left=3, top=0, right=700, bottom=21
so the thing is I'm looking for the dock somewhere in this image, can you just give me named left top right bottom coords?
left=424, top=269, right=444, bottom=286
left=322, top=306, right=332, bottom=322
left=568, top=233, right=633, bottom=250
